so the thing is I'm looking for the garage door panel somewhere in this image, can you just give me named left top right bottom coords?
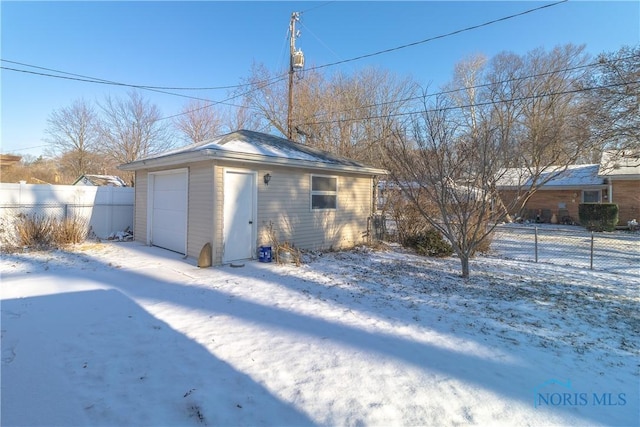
left=150, top=170, right=187, bottom=254
left=153, top=191, right=187, bottom=211
left=152, top=211, right=183, bottom=232
left=155, top=174, right=187, bottom=190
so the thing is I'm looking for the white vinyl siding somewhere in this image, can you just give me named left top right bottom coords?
left=134, top=160, right=374, bottom=265
left=187, top=163, right=215, bottom=259
left=257, top=167, right=372, bottom=251
left=212, top=165, right=224, bottom=265
left=133, top=171, right=148, bottom=244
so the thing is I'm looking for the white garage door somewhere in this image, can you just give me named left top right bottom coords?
left=150, top=170, right=188, bottom=254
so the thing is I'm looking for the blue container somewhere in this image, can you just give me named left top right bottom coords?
left=259, top=246, right=272, bottom=263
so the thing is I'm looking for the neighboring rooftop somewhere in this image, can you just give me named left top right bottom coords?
left=599, top=150, right=640, bottom=177
left=0, top=154, right=22, bottom=169
left=73, top=174, right=128, bottom=187
left=496, top=164, right=604, bottom=188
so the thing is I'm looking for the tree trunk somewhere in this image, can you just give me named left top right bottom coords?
left=459, top=255, right=470, bottom=278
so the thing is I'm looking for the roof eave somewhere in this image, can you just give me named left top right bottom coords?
left=119, top=148, right=387, bottom=176
left=497, top=183, right=608, bottom=191
left=118, top=151, right=208, bottom=171
left=602, top=174, right=640, bottom=180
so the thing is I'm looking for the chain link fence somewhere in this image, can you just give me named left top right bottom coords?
left=490, top=224, right=639, bottom=274
left=372, top=215, right=639, bottom=274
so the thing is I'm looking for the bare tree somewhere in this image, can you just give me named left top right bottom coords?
left=97, top=91, right=174, bottom=184
left=221, top=97, right=266, bottom=133
left=238, top=62, right=289, bottom=136
left=0, top=155, right=63, bottom=184
left=241, top=63, right=418, bottom=168
left=384, top=96, right=506, bottom=278
left=514, top=45, right=591, bottom=169
left=384, top=45, right=595, bottom=278
left=174, top=100, right=224, bottom=143
left=44, top=98, right=99, bottom=178
left=293, top=68, right=418, bottom=168
left=582, top=45, right=640, bottom=162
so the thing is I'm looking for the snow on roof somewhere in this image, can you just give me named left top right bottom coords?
left=73, top=174, right=128, bottom=187
left=141, top=130, right=366, bottom=168
left=496, top=164, right=604, bottom=188
left=599, top=150, right=640, bottom=177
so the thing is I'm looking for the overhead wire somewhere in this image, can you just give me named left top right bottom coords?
left=304, top=0, right=569, bottom=72
left=2, top=0, right=572, bottom=122
left=295, top=53, right=640, bottom=124
left=297, top=80, right=639, bottom=127
left=1, top=59, right=286, bottom=91
left=300, top=1, right=335, bottom=14
left=157, top=75, right=289, bottom=121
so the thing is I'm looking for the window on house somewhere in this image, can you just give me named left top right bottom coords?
left=311, top=175, right=337, bottom=210
left=582, top=190, right=601, bottom=203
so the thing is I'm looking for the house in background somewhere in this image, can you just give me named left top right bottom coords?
left=73, top=174, right=128, bottom=187
left=497, top=151, right=639, bottom=225
left=119, top=130, right=386, bottom=265
left=598, top=150, right=640, bottom=225
left=0, top=154, right=22, bottom=171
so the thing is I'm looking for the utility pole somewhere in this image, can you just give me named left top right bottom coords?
left=287, top=12, right=304, bottom=140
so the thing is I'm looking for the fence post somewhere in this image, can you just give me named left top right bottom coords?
left=534, top=226, right=538, bottom=263
left=64, top=204, right=68, bottom=220
left=590, top=231, right=594, bottom=270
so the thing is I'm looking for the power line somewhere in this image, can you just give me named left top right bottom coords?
left=0, top=65, right=243, bottom=106
left=1, top=59, right=287, bottom=91
left=157, top=75, right=289, bottom=121
left=0, top=65, right=285, bottom=116
left=305, top=0, right=568, bottom=72
left=301, top=1, right=335, bottom=14
left=2, top=145, right=48, bottom=153
left=1, top=1, right=568, bottom=97
left=0, top=0, right=577, bottom=124
left=298, top=80, right=638, bottom=127
left=295, top=53, right=640, bottom=124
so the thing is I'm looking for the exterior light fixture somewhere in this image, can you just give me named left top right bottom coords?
left=264, top=173, right=272, bottom=185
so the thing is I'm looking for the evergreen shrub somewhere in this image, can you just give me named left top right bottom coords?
left=578, top=203, right=619, bottom=232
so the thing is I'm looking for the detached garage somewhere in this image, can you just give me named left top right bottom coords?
left=119, top=130, right=386, bottom=266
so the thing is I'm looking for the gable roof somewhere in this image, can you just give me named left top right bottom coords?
left=119, top=130, right=386, bottom=175
left=496, top=164, right=605, bottom=189
left=73, top=174, right=128, bottom=187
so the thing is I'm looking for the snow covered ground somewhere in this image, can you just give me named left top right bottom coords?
left=1, top=240, right=638, bottom=426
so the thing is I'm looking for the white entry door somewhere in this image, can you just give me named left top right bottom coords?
left=149, top=169, right=188, bottom=254
left=223, top=170, right=256, bottom=262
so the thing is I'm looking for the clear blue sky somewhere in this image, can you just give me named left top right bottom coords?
left=2, top=1, right=638, bottom=157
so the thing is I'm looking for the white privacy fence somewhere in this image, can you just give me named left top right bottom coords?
left=0, top=183, right=134, bottom=240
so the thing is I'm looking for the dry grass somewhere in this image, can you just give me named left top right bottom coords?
left=15, top=214, right=55, bottom=248
left=265, top=221, right=302, bottom=266
left=53, top=216, right=89, bottom=244
left=12, top=213, right=89, bottom=249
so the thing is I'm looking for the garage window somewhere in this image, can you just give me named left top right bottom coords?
left=311, top=175, right=337, bottom=210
